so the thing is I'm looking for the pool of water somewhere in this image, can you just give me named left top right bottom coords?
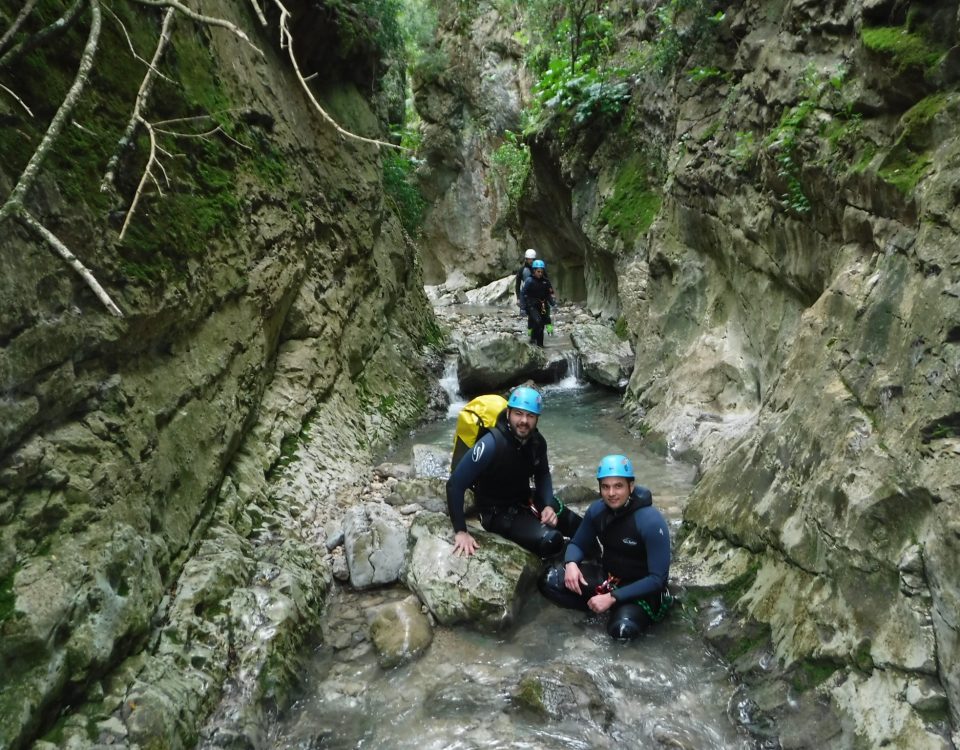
left=269, top=384, right=753, bottom=749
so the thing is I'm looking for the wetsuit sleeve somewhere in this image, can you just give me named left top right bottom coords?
left=519, top=278, right=530, bottom=311
left=612, top=508, right=671, bottom=602
left=533, top=440, right=556, bottom=511
left=563, top=500, right=602, bottom=564
left=446, top=432, right=498, bottom=533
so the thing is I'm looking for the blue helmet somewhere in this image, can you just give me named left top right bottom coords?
left=531, top=259, right=546, bottom=269
left=597, top=454, right=634, bottom=480
left=507, top=386, right=543, bottom=415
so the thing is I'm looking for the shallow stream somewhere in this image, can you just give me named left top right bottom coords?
left=271, top=375, right=754, bottom=749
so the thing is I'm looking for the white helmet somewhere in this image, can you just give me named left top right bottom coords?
left=524, top=248, right=537, bottom=260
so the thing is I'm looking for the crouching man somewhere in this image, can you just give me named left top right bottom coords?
left=539, top=454, right=671, bottom=639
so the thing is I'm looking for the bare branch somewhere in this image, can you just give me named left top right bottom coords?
left=130, top=0, right=264, bottom=56
left=118, top=118, right=159, bottom=241
left=0, top=0, right=84, bottom=70
left=154, top=124, right=253, bottom=151
left=0, top=83, right=35, bottom=117
left=152, top=110, right=245, bottom=127
left=0, top=0, right=101, bottom=224
left=103, top=3, right=174, bottom=82
left=17, top=209, right=124, bottom=318
left=0, top=0, right=40, bottom=59
left=101, top=7, right=176, bottom=192
left=270, top=0, right=405, bottom=151
left=248, top=0, right=268, bottom=27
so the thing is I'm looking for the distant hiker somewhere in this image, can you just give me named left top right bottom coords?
left=446, top=386, right=581, bottom=558
left=515, top=248, right=538, bottom=310
left=539, top=454, right=672, bottom=640
left=519, top=259, right=556, bottom=347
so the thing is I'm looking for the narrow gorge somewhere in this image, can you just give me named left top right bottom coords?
left=1, top=0, right=958, bottom=748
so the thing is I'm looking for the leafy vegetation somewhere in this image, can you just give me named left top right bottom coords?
left=383, top=150, right=427, bottom=238
left=491, top=131, right=532, bottom=212
left=613, top=316, right=629, bottom=340
left=762, top=68, right=820, bottom=214
left=645, top=0, right=725, bottom=75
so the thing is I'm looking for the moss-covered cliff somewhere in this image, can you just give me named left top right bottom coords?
left=418, top=0, right=960, bottom=745
left=0, top=1, right=438, bottom=748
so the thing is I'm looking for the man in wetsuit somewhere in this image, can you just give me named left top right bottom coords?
left=447, top=385, right=580, bottom=558
left=519, top=260, right=556, bottom=347
left=539, top=454, right=671, bottom=640
left=515, top=248, right=538, bottom=308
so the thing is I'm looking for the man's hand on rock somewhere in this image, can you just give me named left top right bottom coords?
left=452, top=530, right=479, bottom=557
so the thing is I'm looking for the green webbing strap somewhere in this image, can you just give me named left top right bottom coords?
left=635, top=590, right=673, bottom=622
left=553, top=495, right=565, bottom=513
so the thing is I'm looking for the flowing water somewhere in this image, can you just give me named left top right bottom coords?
left=271, top=371, right=755, bottom=749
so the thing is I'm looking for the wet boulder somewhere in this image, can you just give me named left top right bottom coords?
left=343, top=502, right=408, bottom=589
left=368, top=595, right=434, bottom=668
left=570, top=324, right=634, bottom=390
left=510, top=662, right=613, bottom=727
left=456, top=333, right=546, bottom=395
left=464, top=275, right=514, bottom=306
left=402, top=513, right=540, bottom=632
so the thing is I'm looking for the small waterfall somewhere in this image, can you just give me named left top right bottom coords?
left=440, top=355, right=465, bottom=417
left=543, top=350, right=584, bottom=393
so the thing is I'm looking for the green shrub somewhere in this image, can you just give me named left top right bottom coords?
left=491, top=131, right=531, bottom=208
left=382, top=151, right=426, bottom=237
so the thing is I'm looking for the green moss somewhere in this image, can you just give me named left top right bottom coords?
left=878, top=145, right=932, bottom=194
left=0, top=569, right=17, bottom=622
left=726, top=632, right=767, bottom=661
left=378, top=394, right=397, bottom=415
left=901, top=93, right=949, bottom=132
left=514, top=675, right=546, bottom=714
left=852, top=142, right=878, bottom=173
left=699, top=120, right=721, bottom=143
left=613, top=316, right=629, bottom=340
left=599, top=154, right=661, bottom=243
left=861, top=25, right=946, bottom=71
left=789, top=658, right=840, bottom=692
left=721, top=560, right=760, bottom=606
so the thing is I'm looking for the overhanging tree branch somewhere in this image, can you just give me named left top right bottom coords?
left=17, top=209, right=124, bottom=317
left=0, top=0, right=84, bottom=71
left=0, top=0, right=101, bottom=224
left=131, top=0, right=264, bottom=56
left=270, top=0, right=404, bottom=151
left=0, top=0, right=39, bottom=59
left=101, top=6, right=176, bottom=192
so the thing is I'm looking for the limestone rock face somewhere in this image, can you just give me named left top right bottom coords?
left=413, top=3, right=532, bottom=286
left=0, top=1, right=436, bottom=747
left=402, top=513, right=540, bottom=632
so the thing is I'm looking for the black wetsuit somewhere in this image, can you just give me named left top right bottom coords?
left=446, top=409, right=580, bottom=556
left=515, top=263, right=533, bottom=302
left=520, top=275, right=555, bottom=347
left=539, top=487, right=671, bottom=639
